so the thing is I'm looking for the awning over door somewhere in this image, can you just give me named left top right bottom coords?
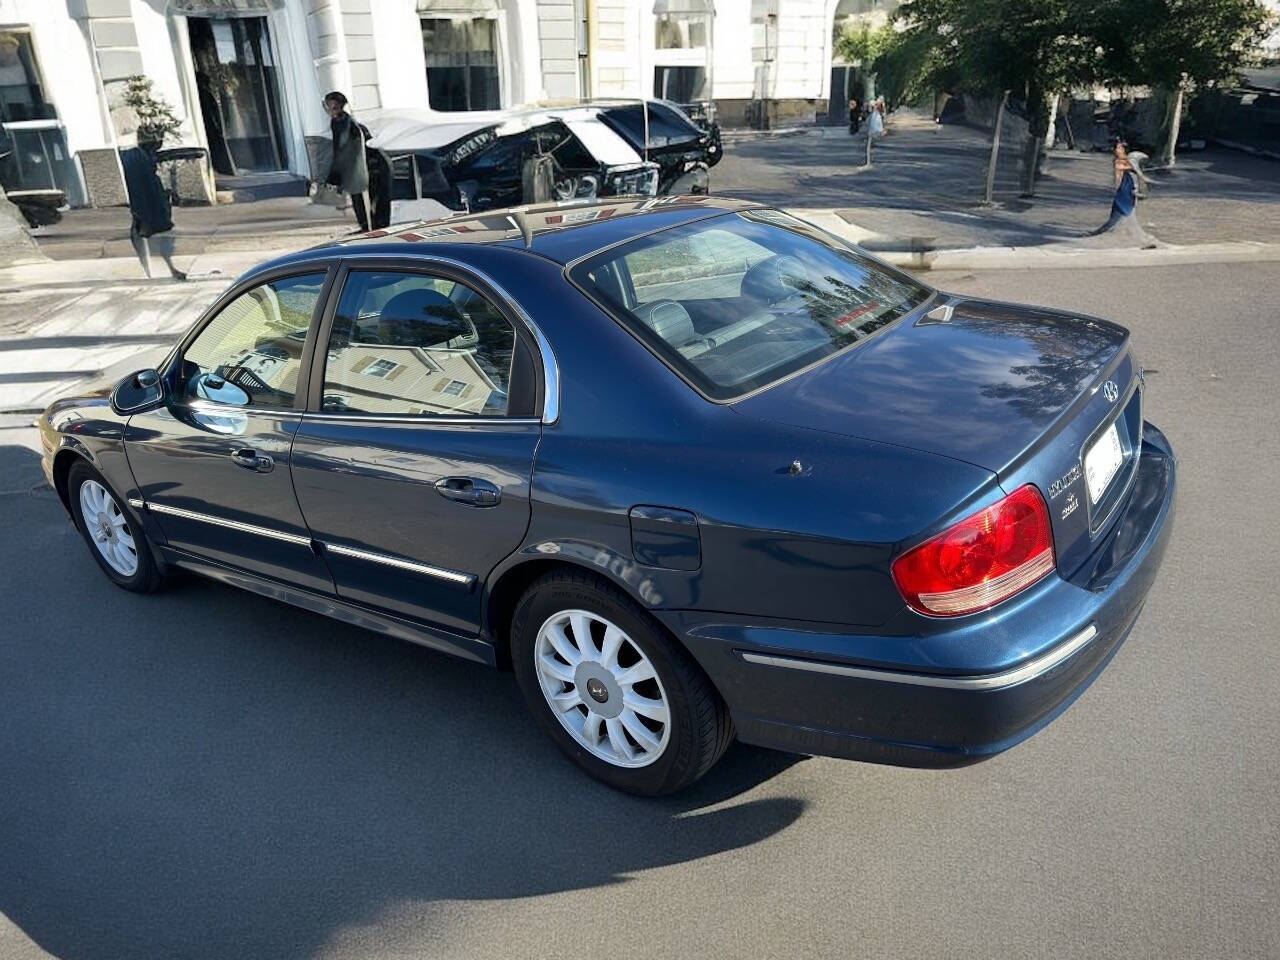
left=169, top=0, right=273, bottom=14
left=416, top=0, right=501, bottom=13
left=653, top=1, right=715, bottom=13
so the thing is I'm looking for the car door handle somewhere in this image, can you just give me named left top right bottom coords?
left=434, top=476, right=501, bottom=507
left=230, top=448, right=274, bottom=473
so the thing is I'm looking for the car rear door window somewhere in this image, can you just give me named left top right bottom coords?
left=181, top=272, right=326, bottom=408
left=321, top=270, right=518, bottom=417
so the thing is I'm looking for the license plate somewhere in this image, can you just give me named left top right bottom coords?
left=1084, top=422, right=1124, bottom=504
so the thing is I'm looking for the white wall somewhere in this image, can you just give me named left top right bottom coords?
left=370, top=0, right=428, bottom=109
left=372, top=0, right=541, bottom=111
left=585, top=0, right=839, bottom=103
left=131, top=0, right=200, bottom=147
left=711, top=3, right=755, bottom=100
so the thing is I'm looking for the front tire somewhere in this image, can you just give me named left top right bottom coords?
left=511, top=569, right=732, bottom=795
left=68, top=460, right=163, bottom=593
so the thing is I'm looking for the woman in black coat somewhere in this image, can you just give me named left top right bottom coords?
left=324, top=91, right=389, bottom=232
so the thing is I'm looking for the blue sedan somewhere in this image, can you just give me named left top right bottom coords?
left=39, top=197, right=1175, bottom=795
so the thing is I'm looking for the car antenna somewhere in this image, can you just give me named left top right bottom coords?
left=510, top=210, right=533, bottom=249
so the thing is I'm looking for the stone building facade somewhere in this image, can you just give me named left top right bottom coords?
left=0, top=0, right=875, bottom=208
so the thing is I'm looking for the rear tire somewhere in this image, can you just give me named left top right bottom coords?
left=68, top=460, right=163, bottom=593
left=511, top=568, right=732, bottom=795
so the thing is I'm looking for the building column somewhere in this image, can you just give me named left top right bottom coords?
left=68, top=0, right=141, bottom=206
left=338, top=0, right=380, bottom=110
left=537, top=1, right=578, bottom=101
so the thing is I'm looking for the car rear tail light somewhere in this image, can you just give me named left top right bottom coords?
left=891, top=485, right=1056, bottom=617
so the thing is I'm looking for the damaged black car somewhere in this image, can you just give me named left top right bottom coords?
left=368, top=100, right=718, bottom=218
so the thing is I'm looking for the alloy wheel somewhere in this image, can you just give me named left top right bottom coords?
left=533, top=608, right=672, bottom=768
left=79, top=479, right=139, bottom=577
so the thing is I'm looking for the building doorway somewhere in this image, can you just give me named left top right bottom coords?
left=827, top=65, right=857, bottom=125
left=187, top=15, right=289, bottom=175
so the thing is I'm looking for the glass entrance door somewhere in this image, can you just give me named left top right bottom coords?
left=187, top=15, right=288, bottom=175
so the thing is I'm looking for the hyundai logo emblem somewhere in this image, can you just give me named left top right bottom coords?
left=1102, top=380, right=1119, bottom=403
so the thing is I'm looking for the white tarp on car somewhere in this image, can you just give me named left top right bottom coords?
left=364, top=106, right=642, bottom=166
left=563, top=118, right=641, bottom=166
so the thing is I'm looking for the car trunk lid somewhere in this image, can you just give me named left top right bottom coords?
left=734, top=296, right=1142, bottom=575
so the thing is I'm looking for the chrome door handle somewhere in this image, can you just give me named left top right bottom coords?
left=434, top=476, right=501, bottom=507
left=230, top=448, right=274, bottom=473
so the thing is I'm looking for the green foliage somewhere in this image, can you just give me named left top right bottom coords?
left=835, top=23, right=895, bottom=66
left=121, top=75, right=181, bottom=146
left=1098, top=0, right=1273, bottom=89
left=891, top=0, right=1272, bottom=133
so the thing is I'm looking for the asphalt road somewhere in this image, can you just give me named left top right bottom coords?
left=713, top=119, right=1280, bottom=248
left=1, top=262, right=1277, bottom=960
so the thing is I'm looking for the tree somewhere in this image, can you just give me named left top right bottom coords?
left=1097, top=0, right=1272, bottom=166
left=896, top=0, right=1103, bottom=197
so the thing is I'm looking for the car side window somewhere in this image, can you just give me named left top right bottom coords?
left=322, top=270, right=517, bottom=418
left=181, top=273, right=326, bottom=408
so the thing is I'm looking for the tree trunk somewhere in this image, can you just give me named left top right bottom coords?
left=1160, top=86, right=1185, bottom=167
left=1044, top=92, right=1060, bottom=150
left=1021, top=133, right=1041, bottom=197
left=984, top=90, right=1009, bottom=205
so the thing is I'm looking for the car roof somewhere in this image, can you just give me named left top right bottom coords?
left=253, top=196, right=766, bottom=275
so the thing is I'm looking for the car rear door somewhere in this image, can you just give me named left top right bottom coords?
left=288, top=259, right=543, bottom=636
left=125, top=267, right=337, bottom=593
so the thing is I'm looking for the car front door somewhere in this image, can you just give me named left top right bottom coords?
left=289, top=262, right=543, bottom=636
left=125, top=268, right=336, bottom=593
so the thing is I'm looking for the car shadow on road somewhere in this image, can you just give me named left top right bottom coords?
left=0, top=442, right=807, bottom=960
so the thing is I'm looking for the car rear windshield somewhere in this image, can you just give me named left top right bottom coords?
left=568, top=210, right=932, bottom=400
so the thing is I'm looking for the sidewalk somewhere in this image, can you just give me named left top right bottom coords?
left=28, top=195, right=353, bottom=262
left=0, top=275, right=233, bottom=412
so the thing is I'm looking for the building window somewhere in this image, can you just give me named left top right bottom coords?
left=361, top=358, right=401, bottom=379
left=655, top=15, right=707, bottom=50
left=422, top=18, right=501, bottom=112
left=0, top=29, right=55, bottom=123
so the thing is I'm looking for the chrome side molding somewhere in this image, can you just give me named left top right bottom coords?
left=324, top=542, right=474, bottom=586
left=741, top=624, right=1098, bottom=691
left=147, top=502, right=312, bottom=547
left=140, top=501, right=476, bottom=586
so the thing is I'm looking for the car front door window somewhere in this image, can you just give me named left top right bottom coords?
left=181, top=273, right=327, bottom=408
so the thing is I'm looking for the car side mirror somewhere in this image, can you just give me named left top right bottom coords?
left=110, top=368, right=165, bottom=415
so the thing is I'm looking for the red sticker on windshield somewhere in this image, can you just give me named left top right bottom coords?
left=835, top=302, right=879, bottom=326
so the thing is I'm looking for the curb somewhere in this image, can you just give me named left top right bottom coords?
left=875, top=240, right=1280, bottom=271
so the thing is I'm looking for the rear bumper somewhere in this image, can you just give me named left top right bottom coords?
left=667, top=424, right=1177, bottom=767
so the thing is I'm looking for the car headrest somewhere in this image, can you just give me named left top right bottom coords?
left=635, top=299, right=696, bottom=347
left=380, top=288, right=469, bottom=345
left=741, top=254, right=808, bottom=304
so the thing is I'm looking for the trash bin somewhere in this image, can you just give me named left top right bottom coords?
left=155, top=147, right=214, bottom=206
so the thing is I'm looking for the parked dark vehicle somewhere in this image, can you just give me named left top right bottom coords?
left=41, top=197, right=1175, bottom=795
left=671, top=99, right=723, bottom=166
left=369, top=101, right=714, bottom=217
